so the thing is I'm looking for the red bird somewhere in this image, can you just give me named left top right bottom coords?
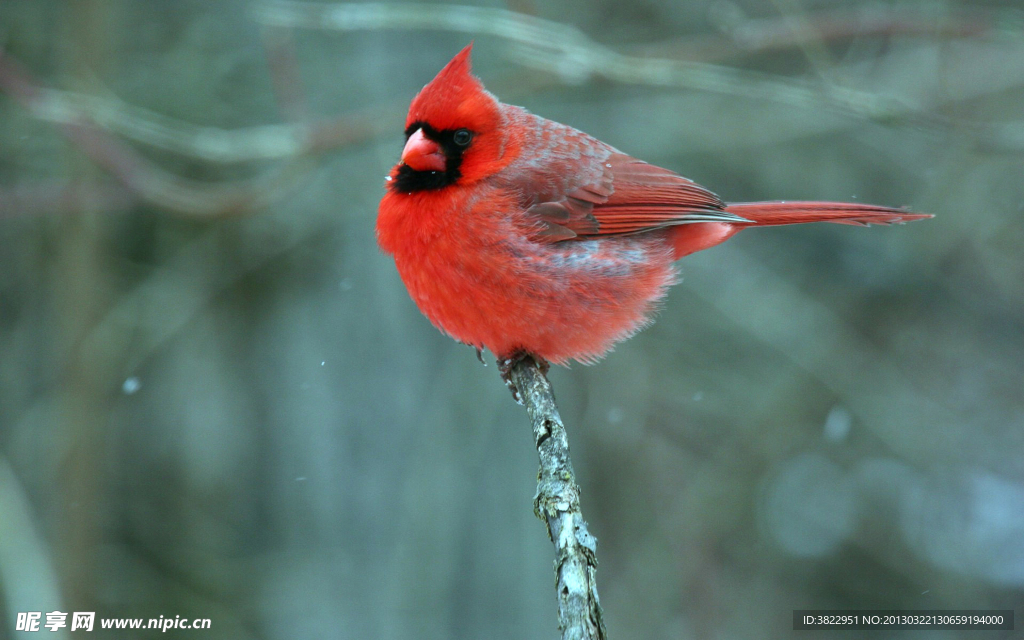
left=377, top=44, right=930, bottom=369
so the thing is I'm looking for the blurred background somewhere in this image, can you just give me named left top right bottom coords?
left=1, top=0, right=1023, bottom=638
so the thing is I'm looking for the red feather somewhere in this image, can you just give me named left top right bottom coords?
left=377, top=44, right=932, bottom=365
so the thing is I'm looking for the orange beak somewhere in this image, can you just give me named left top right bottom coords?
left=401, top=128, right=446, bottom=172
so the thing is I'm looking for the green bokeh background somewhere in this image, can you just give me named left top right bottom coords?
left=1, top=1, right=1022, bottom=638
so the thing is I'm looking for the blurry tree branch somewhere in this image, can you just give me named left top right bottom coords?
left=0, top=47, right=320, bottom=216
left=508, top=358, right=607, bottom=640
left=0, top=459, right=71, bottom=640
left=642, top=5, right=999, bottom=63
left=0, top=40, right=388, bottom=164
left=0, top=180, right=134, bottom=217
left=261, top=25, right=310, bottom=123
left=0, top=45, right=397, bottom=217
left=3, top=3, right=1024, bottom=219
left=257, top=1, right=938, bottom=121
left=29, top=88, right=320, bottom=163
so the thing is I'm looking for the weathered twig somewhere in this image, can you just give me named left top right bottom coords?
left=508, top=357, right=607, bottom=640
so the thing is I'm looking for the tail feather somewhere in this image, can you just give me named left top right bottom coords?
left=669, top=200, right=931, bottom=260
left=725, top=201, right=932, bottom=227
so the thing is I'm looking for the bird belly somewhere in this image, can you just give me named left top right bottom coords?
left=395, top=231, right=677, bottom=365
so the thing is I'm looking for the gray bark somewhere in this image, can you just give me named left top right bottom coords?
left=509, top=358, right=607, bottom=640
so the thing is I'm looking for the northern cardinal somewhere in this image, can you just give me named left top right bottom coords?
left=377, top=44, right=930, bottom=369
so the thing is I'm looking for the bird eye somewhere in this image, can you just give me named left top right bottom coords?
left=452, top=129, right=473, bottom=146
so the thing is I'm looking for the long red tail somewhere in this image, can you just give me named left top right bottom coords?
left=725, top=201, right=932, bottom=226
left=669, top=201, right=931, bottom=259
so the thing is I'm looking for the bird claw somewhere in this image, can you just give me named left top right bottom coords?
left=498, top=351, right=549, bottom=404
left=460, top=342, right=487, bottom=366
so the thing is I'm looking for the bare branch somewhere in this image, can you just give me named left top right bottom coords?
left=54, top=120, right=311, bottom=216
left=261, top=25, right=310, bottom=123
left=720, top=5, right=994, bottom=54
left=8, top=82, right=380, bottom=164
left=0, top=459, right=69, bottom=640
left=254, top=1, right=924, bottom=121
left=508, top=358, right=607, bottom=640
left=0, top=180, right=135, bottom=217
left=0, top=45, right=387, bottom=165
left=39, top=89, right=314, bottom=163
left=0, top=47, right=328, bottom=216
left=630, top=5, right=1001, bottom=70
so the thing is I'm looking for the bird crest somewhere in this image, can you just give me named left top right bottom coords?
left=406, top=43, right=496, bottom=132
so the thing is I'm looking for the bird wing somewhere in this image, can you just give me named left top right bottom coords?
left=528, top=153, right=749, bottom=242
